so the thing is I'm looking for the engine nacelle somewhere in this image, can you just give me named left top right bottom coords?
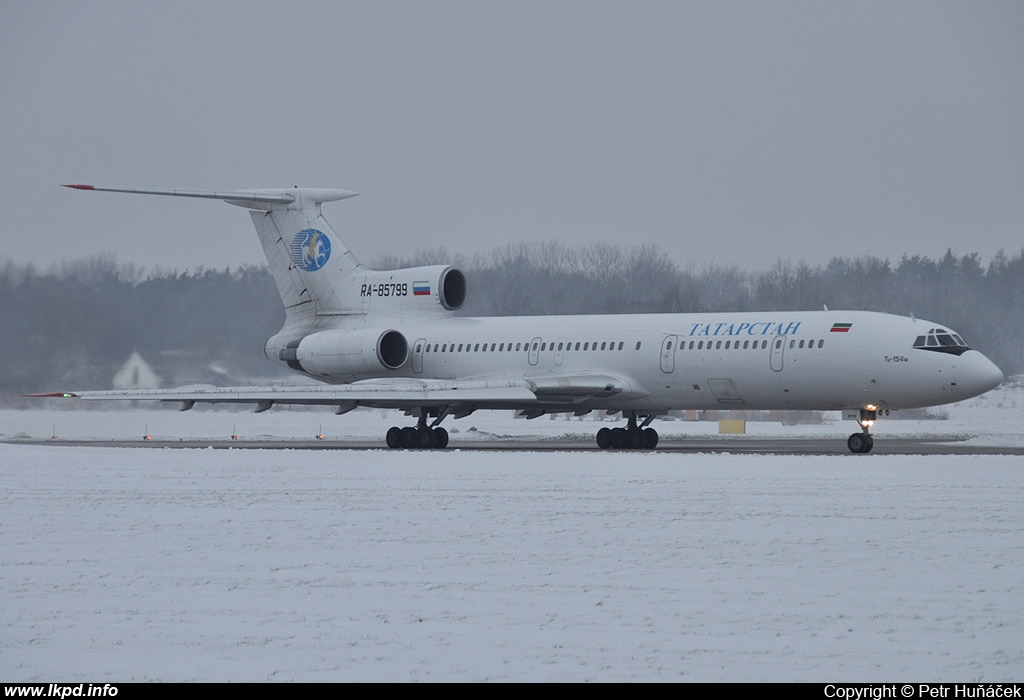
left=278, top=328, right=409, bottom=379
left=355, top=265, right=466, bottom=317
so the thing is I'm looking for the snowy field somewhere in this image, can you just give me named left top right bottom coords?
left=2, top=381, right=1023, bottom=682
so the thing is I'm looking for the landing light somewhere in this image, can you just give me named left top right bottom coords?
left=860, top=420, right=874, bottom=429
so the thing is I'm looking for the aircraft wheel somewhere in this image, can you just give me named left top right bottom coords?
left=432, top=427, right=449, bottom=449
left=627, top=428, right=644, bottom=450
left=610, top=427, right=627, bottom=449
left=596, top=427, right=612, bottom=449
left=386, top=426, right=402, bottom=449
left=847, top=433, right=872, bottom=454
left=416, top=427, right=435, bottom=449
left=643, top=427, right=659, bottom=450
left=400, top=426, right=418, bottom=449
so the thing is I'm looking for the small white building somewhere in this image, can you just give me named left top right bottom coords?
left=113, top=352, right=160, bottom=390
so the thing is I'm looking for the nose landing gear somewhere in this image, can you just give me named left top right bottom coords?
left=847, top=407, right=877, bottom=453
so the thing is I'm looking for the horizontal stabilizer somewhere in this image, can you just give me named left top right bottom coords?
left=63, top=184, right=358, bottom=210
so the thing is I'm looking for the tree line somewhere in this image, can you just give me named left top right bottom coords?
left=2, top=244, right=1021, bottom=401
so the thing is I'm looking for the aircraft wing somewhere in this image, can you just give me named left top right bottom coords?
left=24, top=374, right=642, bottom=413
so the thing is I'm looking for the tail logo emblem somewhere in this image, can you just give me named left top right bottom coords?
left=291, top=229, right=332, bottom=271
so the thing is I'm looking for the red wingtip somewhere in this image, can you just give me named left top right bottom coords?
left=63, top=184, right=95, bottom=190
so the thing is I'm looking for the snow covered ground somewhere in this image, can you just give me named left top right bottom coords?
left=2, top=381, right=1023, bottom=681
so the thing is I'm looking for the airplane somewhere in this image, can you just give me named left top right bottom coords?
left=29, top=184, right=1004, bottom=453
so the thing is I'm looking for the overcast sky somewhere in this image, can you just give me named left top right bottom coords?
left=2, top=1, right=1022, bottom=275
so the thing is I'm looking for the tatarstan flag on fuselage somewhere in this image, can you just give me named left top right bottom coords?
left=830, top=323, right=853, bottom=333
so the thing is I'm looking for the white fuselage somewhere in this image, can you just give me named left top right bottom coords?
left=284, top=309, right=1002, bottom=413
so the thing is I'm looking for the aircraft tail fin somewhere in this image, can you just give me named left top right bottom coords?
left=64, top=182, right=467, bottom=369
left=64, top=185, right=364, bottom=320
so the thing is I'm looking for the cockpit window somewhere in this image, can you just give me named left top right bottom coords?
left=913, top=328, right=971, bottom=356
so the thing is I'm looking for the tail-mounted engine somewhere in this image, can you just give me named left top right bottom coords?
left=355, top=265, right=466, bottom=318
left=264, top=265, right=465, bottom=378
left=277, top=328, right=409, bottom=379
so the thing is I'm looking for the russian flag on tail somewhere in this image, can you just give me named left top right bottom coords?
left=413, top=281, right=431, bottom=296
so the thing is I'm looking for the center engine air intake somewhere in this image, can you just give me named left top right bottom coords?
left=356, top=265, right=466, bottom=316
left=438, top=267, right=466, bottom=311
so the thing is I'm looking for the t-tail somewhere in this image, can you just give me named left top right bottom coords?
left=64, top=184, right=467, bottom=370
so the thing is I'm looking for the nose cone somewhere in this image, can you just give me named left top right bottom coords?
left=957, top=350, right=1004, bottom=398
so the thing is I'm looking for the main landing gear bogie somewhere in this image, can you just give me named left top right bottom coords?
left=386, top=425, right=449, bottom=450
left=596, top=412, right=659, bottom=450
left=596, top=426, right=659, bottom=450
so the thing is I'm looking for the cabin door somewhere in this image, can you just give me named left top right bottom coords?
left=554, top=338, right=567, bottom=366
left=412, top=338, right=426, bottom=373
left=660, top=335, right=677, bottom=373
left=770, top=334, right=785, bottom=372
left=528, top=337, right=542, bottom=366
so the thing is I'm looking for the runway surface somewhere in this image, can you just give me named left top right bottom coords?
left=7, top=435, right=1023, bottom=455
